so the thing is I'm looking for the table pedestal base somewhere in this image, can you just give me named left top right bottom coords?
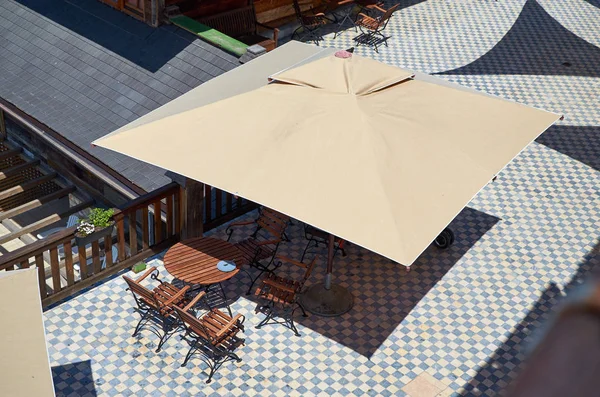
left=299, top=283, right=354, bottom=317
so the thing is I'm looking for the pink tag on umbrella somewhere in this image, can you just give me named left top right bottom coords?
left=335, top=50, right=353, bottom=59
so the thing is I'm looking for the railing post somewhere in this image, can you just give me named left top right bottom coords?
left=182, top=178, right=204, bottom=239
left=115, top=211, right=126, bottom=262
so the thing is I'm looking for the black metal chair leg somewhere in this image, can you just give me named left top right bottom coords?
left=288, top=307, right=301, bottom=337
left=217, top=282, right=233, bottom=317
left=255, top=307, right=274, bottom=329
left=228, top=352, right=242, bottom=363
left=298, top=302, right=308, bottom=317
left=292, top=26, right=303, bottom=40
left=300, top=241, right=311, bottom=262
left=132, top=309, right=151, bottom=337
left=246, top=273, right=262, bottom=295
left=181, top=344, right=198, bottom=367
left=156, top=318, right=178, bottom=352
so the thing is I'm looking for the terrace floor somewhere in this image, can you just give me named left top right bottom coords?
left=44, top=0, right=600, bottom=396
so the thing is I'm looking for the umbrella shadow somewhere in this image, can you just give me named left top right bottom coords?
left=436, top=0, right=600, bottom=78
left=216, top=206, right=500, bottom=358
left=536, top=125, right=600, bottom=172
left=52, top=360, right=97, bottom=397
left=459, top=239, right=600, bottom=396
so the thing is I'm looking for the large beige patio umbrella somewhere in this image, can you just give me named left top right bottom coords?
left=94, top=50, right=560, bottom=313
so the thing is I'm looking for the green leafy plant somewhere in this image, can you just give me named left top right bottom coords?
left=87, top=207, right=115, bottom=228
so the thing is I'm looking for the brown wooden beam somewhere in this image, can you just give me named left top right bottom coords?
left=0, top=200, right=91, bottom=245
left=0, top=171, right=57, bottom=201
left=0, top=159, right=40, bottom=181
left=0, top=185, right=75, bottom=222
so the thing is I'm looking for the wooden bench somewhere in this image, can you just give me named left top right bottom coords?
left=195, top=5, right=279, bottom=52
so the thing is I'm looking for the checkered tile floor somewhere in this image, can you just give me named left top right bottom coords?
left=45, top=1, right=600, bottom=396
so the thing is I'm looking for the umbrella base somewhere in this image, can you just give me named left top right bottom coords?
left=299, top=283, right=354, bottom=317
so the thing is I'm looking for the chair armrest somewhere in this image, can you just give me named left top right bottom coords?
left=215, top=313, right=244, bottom=338
left=163, top=285, right=190, bottom=307
left=275, top=255, right=310, bottom=269
left=256, top=239, right=282, bottom=246
left=135, top=266, right=157, bottom=282
left=256, top=22, right=275, bottom=31
left=369, top=4, right=386, bottom=13
left=263, top=278, right=296, bottom=293
left=183, top=291, right=206, bottom=311
left=227, top=220, right=256, bottom=229
left=256, top=23, right=280, bottom=43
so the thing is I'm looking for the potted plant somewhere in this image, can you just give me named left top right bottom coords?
left=75, top=207, right=115, bottom=246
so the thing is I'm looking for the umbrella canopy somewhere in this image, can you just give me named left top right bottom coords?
left=0, top=269, right=55, bottom=396
left=94, top=53, right=561, bottom=266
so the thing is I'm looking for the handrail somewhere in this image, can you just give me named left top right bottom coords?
left=0, top=227, right=74, bottom=270
left=0, top=178, right=258, bottom=306
left=117, top=181, right=180, bottom=214
left=0, top=181, right=184, bottom=305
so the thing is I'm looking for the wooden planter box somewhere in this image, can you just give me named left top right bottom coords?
left=75, top=223, right=115, bottom=246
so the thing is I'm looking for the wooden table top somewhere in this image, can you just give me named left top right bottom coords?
left=163, top=237, right=245, bottom=285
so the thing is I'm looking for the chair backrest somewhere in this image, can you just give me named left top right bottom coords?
left=123, top=275, right=159, bottom=310
left=300, top=256, right=318, bottom=287
left=257, top=208, right=288, bottom=240
left=174, top=306, right=213, bottom=343
left=292, top=0, right=303, bottom=19
left=379, top=3, right=401, bottom=25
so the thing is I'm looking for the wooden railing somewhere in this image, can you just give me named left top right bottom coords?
left=0, top=181, right=259, bottom=307
left=0, top=182, right=182, bottom=307
left=203, top=184, right=259, bottom=231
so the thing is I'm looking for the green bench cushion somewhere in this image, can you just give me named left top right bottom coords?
left=170, top=15, right=248, bottom=57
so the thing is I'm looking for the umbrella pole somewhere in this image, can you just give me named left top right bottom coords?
left=298, top=233, right=354, bottom=317
left=325, top=233, right=334, bottom=290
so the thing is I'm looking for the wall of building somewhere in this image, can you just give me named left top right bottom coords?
left=179, top=0, right=325, bottom=25
left=255, top=0, right=325, bottom=25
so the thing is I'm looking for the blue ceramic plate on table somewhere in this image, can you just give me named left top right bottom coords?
left=217, top=260, right=237, bottom=272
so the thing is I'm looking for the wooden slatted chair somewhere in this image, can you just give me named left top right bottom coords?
left=174, top=291, right=245, bottom=384
left=292, top=0, right=334, bottom=44
left=301, top=224, right=347, bottom=262
left=254, top=255, right=317, bottom=336
left=226, top=207, right=290, bottom=242
left=229, top=208, right=291, bottom=295
left=354, top=3, right=401, bottom=52
left=123, top=267, right=191, bottom=352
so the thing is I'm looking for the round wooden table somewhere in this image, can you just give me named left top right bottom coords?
left=163, top=237, right=245, bottom=285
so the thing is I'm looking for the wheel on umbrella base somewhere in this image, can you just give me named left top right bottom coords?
left=434, top=228, right=454, bottom=249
